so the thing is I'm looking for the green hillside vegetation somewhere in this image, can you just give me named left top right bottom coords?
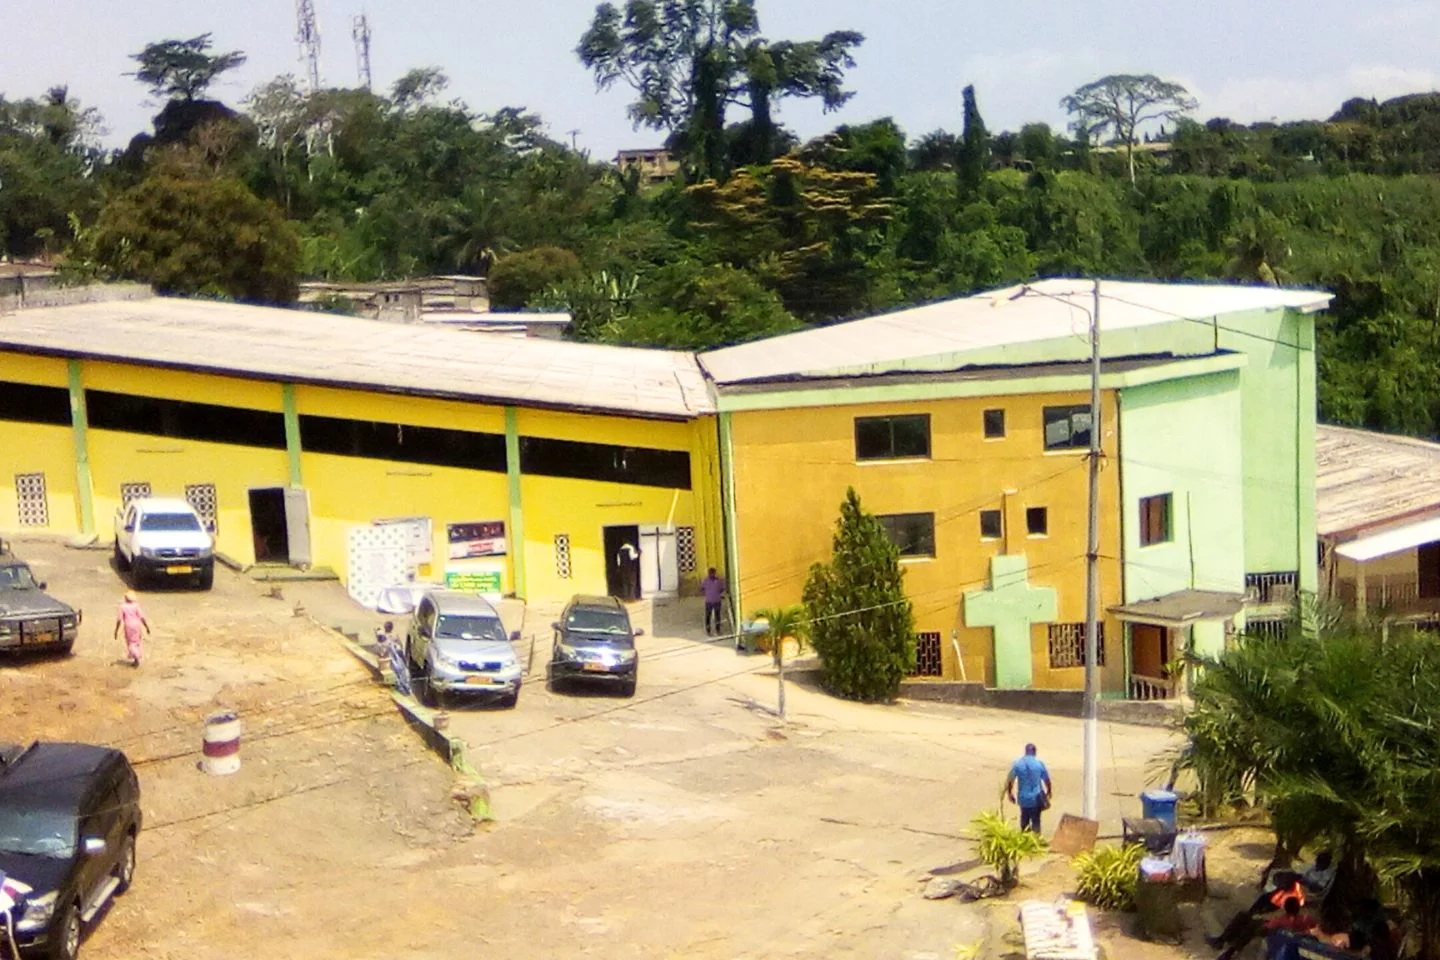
left=5, top=13, right=1440, bottom=435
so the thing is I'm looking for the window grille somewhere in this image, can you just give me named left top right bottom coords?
left=185, top=483, right=218, bottom=533
left=120, top=482, right=151, bottom=505
left=676, top=526, right=697, bottom=573
left=15, top=473, right=47, bottom=527
left=554, top=534, right=572, bottom=579
left=910, top=631, right=943, bottom=677
left=1047, top=622, right=1106, bottom=668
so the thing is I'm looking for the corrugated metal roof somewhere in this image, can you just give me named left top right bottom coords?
left=700, top=279, right=1331, bottom=386
left=0, top=295, right=711, bottom=420
left=1317, top=425, right=1440, bottom=537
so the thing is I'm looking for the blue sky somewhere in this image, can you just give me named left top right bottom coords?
left=4, top=0, right=1438, bottom=157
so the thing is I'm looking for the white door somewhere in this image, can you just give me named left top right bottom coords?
left=639, top=525, right=679, bottom=599
left=283, top=487, right=313, bottom=568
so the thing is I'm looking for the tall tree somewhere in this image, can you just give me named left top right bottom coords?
left=576, top=0, right=862, bottom=180
left=802, top=488, right=915, bottom=702
left=129, top=33, right=247, bottom=102
left=957, top=84, right=990, bottom=194
left=1061, top=73, right=1197, bottom=184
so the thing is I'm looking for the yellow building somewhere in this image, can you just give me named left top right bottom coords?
left=0, top=294, right=722, bottom=604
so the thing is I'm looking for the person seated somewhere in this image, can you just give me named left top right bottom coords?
left=1264, top=897, right=1317, bottom=936
left=1208, top=852, right=1333, bottom=958
left=1218, top=896, right=1313, bottom=960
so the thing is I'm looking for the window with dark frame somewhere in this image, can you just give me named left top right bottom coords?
left=0, top=381, right=71, bottom=427
left=88, top=391, right=287, bottom=449
left=1140, top=493, right=1173, bottom=546
left=854, top=414, right=931, bottom=461
left=983, top=408, right=1006, bottom=439
left=979, top=509, right=1003, bottom=540
left=877, top=512, right=936, bottom=558
left=910, top=631, right=943, bottom=677
left=1026, top=506, right=1048, bottom=537
left=1042, top=405, right=1092, bottom=451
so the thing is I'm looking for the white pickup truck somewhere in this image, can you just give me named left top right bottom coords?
left=113, top=497, right=216, bottom=589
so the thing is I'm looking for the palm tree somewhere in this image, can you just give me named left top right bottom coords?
left=752, top=605, right=808, bottom=720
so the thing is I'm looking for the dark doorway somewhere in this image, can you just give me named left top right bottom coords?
left=249, top=488, right=289, bottom=564
left=1420, top=542, right=1440, bottom=599
left=603, top=525, right=641, bottom=601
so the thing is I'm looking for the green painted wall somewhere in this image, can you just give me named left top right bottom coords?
left=1215, top=309, right=1317, bottom=592
left=1118, top=368, right=1247, bottom=602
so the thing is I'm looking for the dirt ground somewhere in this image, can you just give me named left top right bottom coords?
left=0, top=535, right=1243, bottom=960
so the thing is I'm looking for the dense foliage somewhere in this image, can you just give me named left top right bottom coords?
left=10, top=12, right=1440, bottom=435
left=1073, top=843, right=1144, bottom=911
left=802, top=488, right=915, bottom=702
left=1180, top=613, right=1440, bottom=955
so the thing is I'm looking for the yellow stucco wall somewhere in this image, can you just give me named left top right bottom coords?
left=0, top=352, right=79, bottom=534
left=728, top=390, right=1124, bottom=691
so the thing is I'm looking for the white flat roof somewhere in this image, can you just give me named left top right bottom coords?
left=700, top=279, right=1331, bottom=385
left=1335, top=516, right=1440, bottom=562
left=0, top=295, right=711, bottom=420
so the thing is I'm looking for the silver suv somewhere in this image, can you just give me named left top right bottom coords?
left=406, top=591, right=522, bottom=708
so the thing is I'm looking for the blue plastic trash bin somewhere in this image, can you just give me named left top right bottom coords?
left=1141, top=789, right=1179, bottom=829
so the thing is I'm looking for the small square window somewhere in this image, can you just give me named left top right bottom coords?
left=983, top=409, right=1006, bottom=439
left=980, top=509, right=1003, bottom=540
left=1026, top=507, right=1048, bottom=537
left=1140, top=493, right=1173, bottom=546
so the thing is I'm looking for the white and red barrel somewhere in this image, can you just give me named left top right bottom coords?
left=201, top=711, right=242, bottom=775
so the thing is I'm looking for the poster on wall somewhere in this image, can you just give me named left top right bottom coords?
left=447, top=521, right=507, bottom=559
left=445, top=570, right=503, bottom=594
left=374, top=516, right=433, bottom=566
left=346, top=524, right=410, bottom=609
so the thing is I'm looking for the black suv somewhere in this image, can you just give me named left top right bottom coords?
left=0, top=743, right=142, bottom=960
left=549, top=595, right=643, bottom=697
left=0, top=549, right=80, bottom=659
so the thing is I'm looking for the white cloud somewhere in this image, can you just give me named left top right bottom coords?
left=1195, top=64, right=1440, bottom=125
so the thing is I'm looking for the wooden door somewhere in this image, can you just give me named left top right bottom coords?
left=1419, top=543, right=1440, bottom=599
left=1131, top=624, right=1168, bottom=679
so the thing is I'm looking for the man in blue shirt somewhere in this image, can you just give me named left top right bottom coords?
left=1005, top=743, right=1053, bottom=834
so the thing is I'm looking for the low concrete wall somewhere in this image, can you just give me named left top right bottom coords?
left=2, top=281, right=152, bottom=311
left=901, top=680, right=1085, bottom=718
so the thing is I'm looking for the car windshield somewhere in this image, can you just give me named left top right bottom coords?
left=565, top=608, right=631, bottom=640
left=436, top=615, right=506, bottom=643
left=0, top=565, right=38, bottom=590
left=0, top=805, right=77, bottom=858
left=140, top=513, right=202, bottom=532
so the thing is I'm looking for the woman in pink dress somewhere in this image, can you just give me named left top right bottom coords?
left=114, top=591, right=150, bottom=667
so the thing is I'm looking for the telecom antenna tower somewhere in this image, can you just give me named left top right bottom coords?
left=353, top=14, right=373, bottom=91
left=295, top=0, right=322, bottom=94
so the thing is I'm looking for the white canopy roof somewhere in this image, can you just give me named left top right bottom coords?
left=1335, top=516, right=1440, bottom=562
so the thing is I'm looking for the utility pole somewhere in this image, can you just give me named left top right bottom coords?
left=1082, top=278, right=1102, bottom=820
left=353, top=14, right=373, bottom=91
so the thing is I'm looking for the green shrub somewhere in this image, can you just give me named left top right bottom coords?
left=971, top=810, right=1047, bottom=887
left=488, top=246, right=581, bottom=309
left=1072, top=842, right=1144, bottom=910
left=803, top=488, right=916, bottom=702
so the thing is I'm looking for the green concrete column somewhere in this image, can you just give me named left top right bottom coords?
left=504, top=407, right=526, bottom=600
left=718, top=413, right=742, bottom=630
left=282, top=383, right=303, bottom=487
left=66, top=360, right=95, bottom=536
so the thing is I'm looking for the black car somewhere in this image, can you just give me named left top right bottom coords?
left=549, top=595, right=643, bottom=697
left=0, top=552, right=80, bottom=659
left=0, top=743, right=141, bottom=960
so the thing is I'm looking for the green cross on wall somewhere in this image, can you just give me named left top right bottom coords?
left=963, top=554, right=1058, bottom=689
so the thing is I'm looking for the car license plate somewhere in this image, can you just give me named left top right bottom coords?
left=166, top=564, right=194, bottom=574
left=465, top=676, right=501, bottom=686
left=24, top=631, right=55, bottom=646
left=583, top=662, right=608, bottom=672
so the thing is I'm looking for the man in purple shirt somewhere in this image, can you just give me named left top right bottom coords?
left=700, top=567, right=726, bottom=636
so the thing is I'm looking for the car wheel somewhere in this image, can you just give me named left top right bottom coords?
left=48, top=898, right=81, bottom=960
left=115, top=831, right=137, bottom=894
left=113, top=541, right=129, bottom=572
left=621, top=673, right=637, bottom=698
left=501, top=686, right=520, bottom=708
left=58, top=640, right=74, bottom=658
left=197, top=565, right=214, bottom=590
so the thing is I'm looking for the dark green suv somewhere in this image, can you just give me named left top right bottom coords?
left=549, top=595, right=643, bottom=697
